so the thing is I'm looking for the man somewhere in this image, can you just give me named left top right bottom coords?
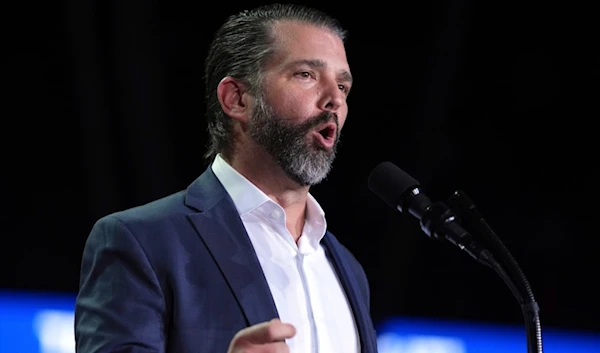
left=75, top=3, right=378, bottom=353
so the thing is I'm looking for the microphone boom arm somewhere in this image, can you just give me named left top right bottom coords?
left=448, top=190, right=543, bottom=353
left=412, top=190, right=543, bottom=353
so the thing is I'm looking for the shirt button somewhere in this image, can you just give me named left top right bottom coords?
left=270, top=210, right=281, bottom=219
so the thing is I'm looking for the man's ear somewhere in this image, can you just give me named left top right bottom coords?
left=216, top=77, right=252, bottom=123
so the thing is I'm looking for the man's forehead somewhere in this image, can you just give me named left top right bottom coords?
left=268, top=21, right=349, bottom=69
left=271, top=20, right=343, bottom=47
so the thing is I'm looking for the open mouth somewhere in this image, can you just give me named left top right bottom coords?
left=313, top=122, right=337, bottom=148
left=318, top=122, right=337, bottom=139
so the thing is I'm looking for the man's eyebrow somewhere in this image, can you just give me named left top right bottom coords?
left=288, top=59, right=353, bottom=84
left=338, top=70, right=353, bottom=85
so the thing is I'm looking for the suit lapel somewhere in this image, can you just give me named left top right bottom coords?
left=184, top=168, right=279, bottom=326
left=323, top=233, right=377, bottom=353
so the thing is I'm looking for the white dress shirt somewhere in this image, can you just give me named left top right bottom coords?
left=211, top=154, right=360, bottom=353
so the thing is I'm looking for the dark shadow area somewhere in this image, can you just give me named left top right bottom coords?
left=3, top=0, right=599, bottom=335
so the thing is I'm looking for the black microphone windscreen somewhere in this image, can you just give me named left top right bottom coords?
left=367, top=161, right=421, bottom=209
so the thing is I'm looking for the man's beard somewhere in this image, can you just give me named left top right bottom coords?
left=248, top=93, right=341, bottom=186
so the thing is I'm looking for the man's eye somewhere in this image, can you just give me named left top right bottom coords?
left=296, top=71, right=312, bottom=78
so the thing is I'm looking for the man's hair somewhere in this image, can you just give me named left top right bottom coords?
left=203, top=3, right=347, bottom=162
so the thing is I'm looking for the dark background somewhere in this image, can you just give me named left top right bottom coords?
left=4, top=0, right=599, bottom=337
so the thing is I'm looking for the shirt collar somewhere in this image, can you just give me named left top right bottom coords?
left=211, top=154, right=328, bottom=248
left=211, top=154, right=271, bottom=216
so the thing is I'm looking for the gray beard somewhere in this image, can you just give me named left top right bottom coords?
left=248, top=93, right=341, bottom=186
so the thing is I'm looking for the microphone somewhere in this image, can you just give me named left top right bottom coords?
left=368, top=161, right=496, bottom=266
left=368, top=161, right=545, bottom=353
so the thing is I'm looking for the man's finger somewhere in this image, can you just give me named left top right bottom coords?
left=236, top=318, right=296, bottom=344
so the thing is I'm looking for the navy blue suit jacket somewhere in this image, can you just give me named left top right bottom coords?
left=75, top=167, right=378, bottom=353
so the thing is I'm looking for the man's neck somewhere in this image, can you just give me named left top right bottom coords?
left=224, top=149, right=309, bottom=242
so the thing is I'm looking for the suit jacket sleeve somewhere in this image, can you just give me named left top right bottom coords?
left=75, top=215, right=167, bottom=353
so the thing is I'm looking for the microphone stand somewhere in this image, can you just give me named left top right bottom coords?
left=447, top=190, right=543, bottom=353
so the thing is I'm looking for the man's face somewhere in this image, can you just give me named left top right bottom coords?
left=248, top=21, right=352, bottom=186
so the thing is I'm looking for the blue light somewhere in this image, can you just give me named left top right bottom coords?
left=377, top=316, right=600, bottom=353
left=0, top=291, right=76, bottom=353
left=1, top=291, right=599, bottom=353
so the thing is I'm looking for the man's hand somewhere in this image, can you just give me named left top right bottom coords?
left=227, top=318, right=296, bottom=352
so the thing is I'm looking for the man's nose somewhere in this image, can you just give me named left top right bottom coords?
left=318, top=80, right=345, bottom=113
